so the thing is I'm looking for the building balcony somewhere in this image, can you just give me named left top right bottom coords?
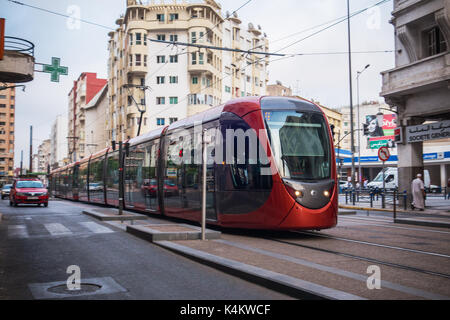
left=127, top=65, right=147, bottom=75
left=381, top=52, right=450, bottom=98
left=0, top=36, right=35, bottom=83
left=188, top=62, right=217, bottom=75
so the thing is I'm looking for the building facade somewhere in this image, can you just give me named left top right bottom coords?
left=85, top=83, right=109, bottom=155
left=0, top=84, right=15, bottom=184
left=380, top=0, right=450, bottom=196
left=68, top=73, right=107, bottom=162
left=50, top=114, right=68, bottom=169
left=107, top=0, right=269, bottom=141
left=266, top=82, right=292, bottom=97
left=37, top=139, right=51, bottom=173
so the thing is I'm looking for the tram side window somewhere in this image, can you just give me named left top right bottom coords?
left=79, top=163, right=88, bottom=194
left=221, top=116, right=272, bottom=190
left=72, top=165, right=79, bottom=188
left=106, top=152, right=120, bottom=200
left=89, top=158, right=105, bottom=189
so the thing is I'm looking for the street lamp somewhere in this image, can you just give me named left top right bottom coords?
left=356, top=64, right=370, bottom=188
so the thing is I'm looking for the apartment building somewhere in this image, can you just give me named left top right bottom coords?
left=380, top=0, right=450, bottom=192
left=50, top=115, right=68, bottom=169
left=68, top=73, right=107, bottom=162
left=85, top=83, right=109, bottom=155
left=107, top=0, right=269, bottom=141
left=0, top=84, right=15, bottom=184
left=37, top=139, right=51, bottom=173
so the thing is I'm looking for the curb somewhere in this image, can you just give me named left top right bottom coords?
left=394, top=218, right=450, bottom=229
left=155, top=240, right=366, bottom=300
left=82, top=209, right=148, bottom=222
left=126, top=223, right=221, bottom=241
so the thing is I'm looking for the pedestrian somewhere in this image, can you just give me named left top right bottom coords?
left=447, top=178, right=450, bottom=200
left=363, top=179, right=368, bottom=189
left=411, top=174, right=425, bottom=211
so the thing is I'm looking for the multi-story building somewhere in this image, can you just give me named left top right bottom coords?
left=0, top=84, right=15, bottom=184
left=68, top=73, right=107, bottom=162
left=380, top=0, right=450, bottom=195
left=266, top=82, right=292, bottom=97
left=37, top=139, right=51, bottom=173
left=107, top=0, right=269, bottom=141
left=85, top=83, right=109, bottom=155
left=50, top=115, right=68, bottom=169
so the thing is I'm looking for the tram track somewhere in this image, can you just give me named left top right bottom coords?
left=266, top=236, right=450, bottom=280
left=291, top=230, right=450, bottom=258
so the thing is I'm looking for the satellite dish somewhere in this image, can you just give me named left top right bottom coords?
left=233, top=12, right=238, bottom=18
left=248, top=23, right=254, bottom=30
left=276, top=80, right=282, bottom=86
left=258, top=25, right=261, bottom=30
left=225, top=10, right=230, bottom=18
left=263, top=33, right=267, bottom=38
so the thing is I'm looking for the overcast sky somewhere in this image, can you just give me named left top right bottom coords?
left=2, top=0, right=395, bottom=167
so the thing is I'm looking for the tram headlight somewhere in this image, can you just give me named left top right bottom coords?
left=323, top=190, right=330, bottom=197
left=285, top=183, right=303, bottom=199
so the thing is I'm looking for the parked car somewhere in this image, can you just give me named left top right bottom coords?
left=1, top=184, right=12, bottom=199
left=88, top=183, right=103, bottom=192
left=163, top=179, right=179, bottom=196
left=9, top=178, right=49, bottom=207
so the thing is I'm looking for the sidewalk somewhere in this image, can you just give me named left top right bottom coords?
left=79, top=206, right=450, bottom=300
left=338, top=194, right=450, bottom=228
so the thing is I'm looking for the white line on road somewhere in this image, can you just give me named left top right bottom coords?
left=79, top=221, right=114, bottom=234
left=8, top=225, right=29, bottom=238
left=44, top=223, right=72, bottom=236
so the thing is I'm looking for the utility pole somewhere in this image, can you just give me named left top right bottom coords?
left=29, top=126, right=33, bottom=173
left=20, top=150, right=23, bottom=176
left=347, top=0, right=356, bottom=188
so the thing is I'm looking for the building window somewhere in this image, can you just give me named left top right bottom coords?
left=144, top=34, right=147, bottom=45
left=169, top=76, right=178, bottom=84
left=144, top=55, right=147, bottom=67
left=140, top=98, right=146, bottom=106
left=170, top=34, right=178, bottom=42
left=136, top=33, right=142, bottom=45
left=129, top=55, right=133, bottom=67
left=157, top=14, right=165, bottom=22
left=135, top=54, right=142, bottom=66
left=156, top=76, right=165, bottom=84
left=191, top=52, right=197, bottom=65
left=199, top=52, right=204, bottom=65
left=225, top=86, right=231, bottom=93
left=170, top=55, right=178, bottom=63
left=169, top=97, right=178, bottom=104
left=129, top=34, right=133, bottom=46
left=157, top=118, right=165, bottom=126
left=156, top=97, right=165, bottom=105
left=191, top=32, right=196, bottom=44
left=140, top=78, right=145, bottom=86
left=169, top=13, right=178, bottom=21
left=157, top=34, right=166, bottom=41
left=425, top=27, right=447, bottom=57
left=192, top=77, right=198, bottom=84
left=169, top=117, right=178, bottom=124
left=0, top=104, right=5, bottom=108
left=157, top=56, right=165, bottom=63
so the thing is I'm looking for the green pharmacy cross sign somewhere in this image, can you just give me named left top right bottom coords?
left=43, top=57, right=68, bottom=82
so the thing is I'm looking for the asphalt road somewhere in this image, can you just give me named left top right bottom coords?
left=0, top=199, right=290, bottom=300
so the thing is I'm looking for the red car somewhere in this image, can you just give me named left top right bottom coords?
left=10, top=178, right=49, bottom=207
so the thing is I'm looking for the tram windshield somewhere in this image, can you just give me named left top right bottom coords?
left=263, top=110, right=331, bottom=181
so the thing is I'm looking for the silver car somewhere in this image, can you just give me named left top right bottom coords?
left=1, top=184, right=12, bottom=199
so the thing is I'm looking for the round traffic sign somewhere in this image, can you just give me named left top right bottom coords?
left=378, top=146, right=390, bottom=162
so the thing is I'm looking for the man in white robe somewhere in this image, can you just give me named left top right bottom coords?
left=411, top=174, right=425, bottom=211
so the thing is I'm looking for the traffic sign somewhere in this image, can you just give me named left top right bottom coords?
left=378, top=146, right=390, bottom=162
left=43, top=57, right=68, bottom=82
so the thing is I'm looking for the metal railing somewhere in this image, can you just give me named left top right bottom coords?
left=4, top=36, right=35, bottom=56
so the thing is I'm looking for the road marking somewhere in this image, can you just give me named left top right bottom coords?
left=44, top=223, right=72, bottom=236
left=79, top=221, right=114, bottom=234
left=8, top=225, right=29, bottom=238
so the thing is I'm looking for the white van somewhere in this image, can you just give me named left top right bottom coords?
left=367, top=167, right=430, bottom=190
